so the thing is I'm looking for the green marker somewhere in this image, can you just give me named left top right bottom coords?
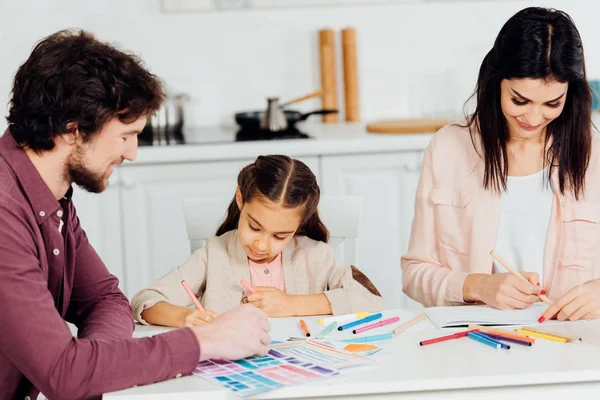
left=315, top=321, right=337, bottom=339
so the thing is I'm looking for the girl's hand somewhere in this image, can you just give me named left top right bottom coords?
left=182, top=308, right=219, bottom=327
left=246, top=287, right=295, bottom=317
left=463, top=272, right=543, bottom=310
left=540, top=279, right=600, bottom=322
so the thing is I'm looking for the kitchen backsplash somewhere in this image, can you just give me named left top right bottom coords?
left=1, top=0, right=599, bottom=128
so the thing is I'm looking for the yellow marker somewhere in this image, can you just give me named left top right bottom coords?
left=515, top=329, right=569, bottom=343
left=518, top=327, right=581, bottom=343
left=317, top=312, right=369, bottom=325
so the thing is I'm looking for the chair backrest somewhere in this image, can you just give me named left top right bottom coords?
left=181, top=195, right=362, bottom=265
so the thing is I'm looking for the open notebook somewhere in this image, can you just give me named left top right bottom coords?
left=424, top=303, right=549, bottom=330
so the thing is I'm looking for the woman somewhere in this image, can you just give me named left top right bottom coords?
left=402, top=7, right=600, bottom=322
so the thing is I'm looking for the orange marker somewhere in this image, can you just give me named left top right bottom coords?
left=240, top=278, right=257, bottom=294
left=299, top=319, right=311, bottom=337
left=181, top=279, right=206, bottom=312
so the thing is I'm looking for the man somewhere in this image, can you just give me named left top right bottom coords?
left=0, top=30, right=270, bottom=399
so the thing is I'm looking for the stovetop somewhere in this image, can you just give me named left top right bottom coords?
left=235, top=127, right=310, bottom=142
left=139, top=126, right=312, bottom=146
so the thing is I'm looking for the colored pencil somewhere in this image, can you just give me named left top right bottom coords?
left=489, top=250, right=552, bottom=305
left=394, top=313, right=427, bottom=335
left=181, top=279, right=206, bottom=312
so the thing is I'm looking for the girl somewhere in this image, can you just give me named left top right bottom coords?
left=131, top=155, right=382, bottom=327
left=402, top=7, right=600, bottom=322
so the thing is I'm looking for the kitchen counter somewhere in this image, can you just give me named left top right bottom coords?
left=133, top=122, right=434, bottom=165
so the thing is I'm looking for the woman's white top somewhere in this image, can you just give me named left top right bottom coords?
left=492, top=168, right=553, bottom=284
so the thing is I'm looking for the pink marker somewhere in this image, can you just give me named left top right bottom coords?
left=240, top=278, right=257, bottom=294
left=181, top=280, right=206, bottom=312
left=352, top=316, right=400, bottom=334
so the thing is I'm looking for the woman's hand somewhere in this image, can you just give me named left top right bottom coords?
left=463, top=272, right=544, bottom=310
left=182, top=308, right=219, bottom=327
left=539, top=279, right=600, bottom=322
left=246, top=287, right=295, bottom=317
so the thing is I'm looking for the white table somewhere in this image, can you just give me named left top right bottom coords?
left=105, top=309, right=600, bottom=399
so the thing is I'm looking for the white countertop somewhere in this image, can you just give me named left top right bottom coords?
left=131, top=123, right=434, bottom=165
left=105, top=310, right=600, bottom=399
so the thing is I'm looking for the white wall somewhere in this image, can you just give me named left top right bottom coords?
left=1, top=0, right=599, bottom=129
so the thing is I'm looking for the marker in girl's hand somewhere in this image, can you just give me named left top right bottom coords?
left=181, top=279, right=206, bottom=312
left=240, top=278, right=257, bottom=294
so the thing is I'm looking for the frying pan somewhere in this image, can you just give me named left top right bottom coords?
left=234, top=109, right=338, bottom=131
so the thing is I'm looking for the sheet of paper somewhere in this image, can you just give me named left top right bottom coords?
left=268, top=339, right=373, bottom=369
left=423, top=302, right=549, bottom=329
left=193, top=348, right=339, bottom=397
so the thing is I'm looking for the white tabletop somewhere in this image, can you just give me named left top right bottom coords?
left=105, top=309, right=600, bottom=399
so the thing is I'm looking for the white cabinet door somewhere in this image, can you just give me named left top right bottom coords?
left=120, top=157, right=320, bottom=297
left=321, top=151, right=424, bottom=310
left=71, top=172, right=126, bottom=292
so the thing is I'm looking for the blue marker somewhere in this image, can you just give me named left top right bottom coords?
left=467, top=332, right=510, bottom=350
left=472, top=331, right=511, bottom=349
left=338, top=313, right=383, bottom=331
left=341, top=333, right=393, bottom=343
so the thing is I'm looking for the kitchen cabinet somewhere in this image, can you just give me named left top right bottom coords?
left=321, top=151, right=424, bottom=310
left=119, top=157, right=320, bottom=297
left=71, top=172, right=126, bottom=292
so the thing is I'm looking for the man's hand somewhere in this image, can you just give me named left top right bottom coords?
left=540, top=279, right=600, bottom=322
left=191, top=304, right=271, bottom=361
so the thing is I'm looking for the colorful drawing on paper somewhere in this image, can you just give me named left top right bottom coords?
left=193, top=348, right=339, bottom=397
left=268, top=339, right=373, bottom=369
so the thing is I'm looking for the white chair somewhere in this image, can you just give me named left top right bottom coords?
left=181, top=195, right=362, bottom=265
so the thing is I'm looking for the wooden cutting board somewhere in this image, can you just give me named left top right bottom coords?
left=366, top=118, right=455, bottom=134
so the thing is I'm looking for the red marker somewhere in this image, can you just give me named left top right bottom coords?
left=419, top=329, right=478, bottom=346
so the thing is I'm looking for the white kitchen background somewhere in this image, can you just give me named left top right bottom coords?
left=1, top=0, right=599, bottom=309
left=1, top=0, right=600, bottom=125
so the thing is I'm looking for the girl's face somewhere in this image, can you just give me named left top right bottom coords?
left=500, top=78, right=568, bottom=140
left=235, top=189, right=303, bottom=264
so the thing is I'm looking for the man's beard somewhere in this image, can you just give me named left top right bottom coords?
left=66, top=145, right=109, bottom=194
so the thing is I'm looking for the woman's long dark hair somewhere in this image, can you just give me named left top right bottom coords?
left=463, top=7, right=592, bottom=199
left=216, top=155, right=329, bottom=243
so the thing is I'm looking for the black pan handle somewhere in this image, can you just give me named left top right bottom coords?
left=298, top=109, right=339, bottom=121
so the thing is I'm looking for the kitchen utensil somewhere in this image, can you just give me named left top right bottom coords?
left=366, top=118, right=455, bottom=134
left=281, top=90, right=323, bottom=108
left=342, top=27, right=359, bottom=122
left=235, top=108, right=338, bottom=131
left=141, top=93, right=189, bottom=145
left=260, top=97, right=288, bottom=131
left=319, top=29, right=338, bottom=123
